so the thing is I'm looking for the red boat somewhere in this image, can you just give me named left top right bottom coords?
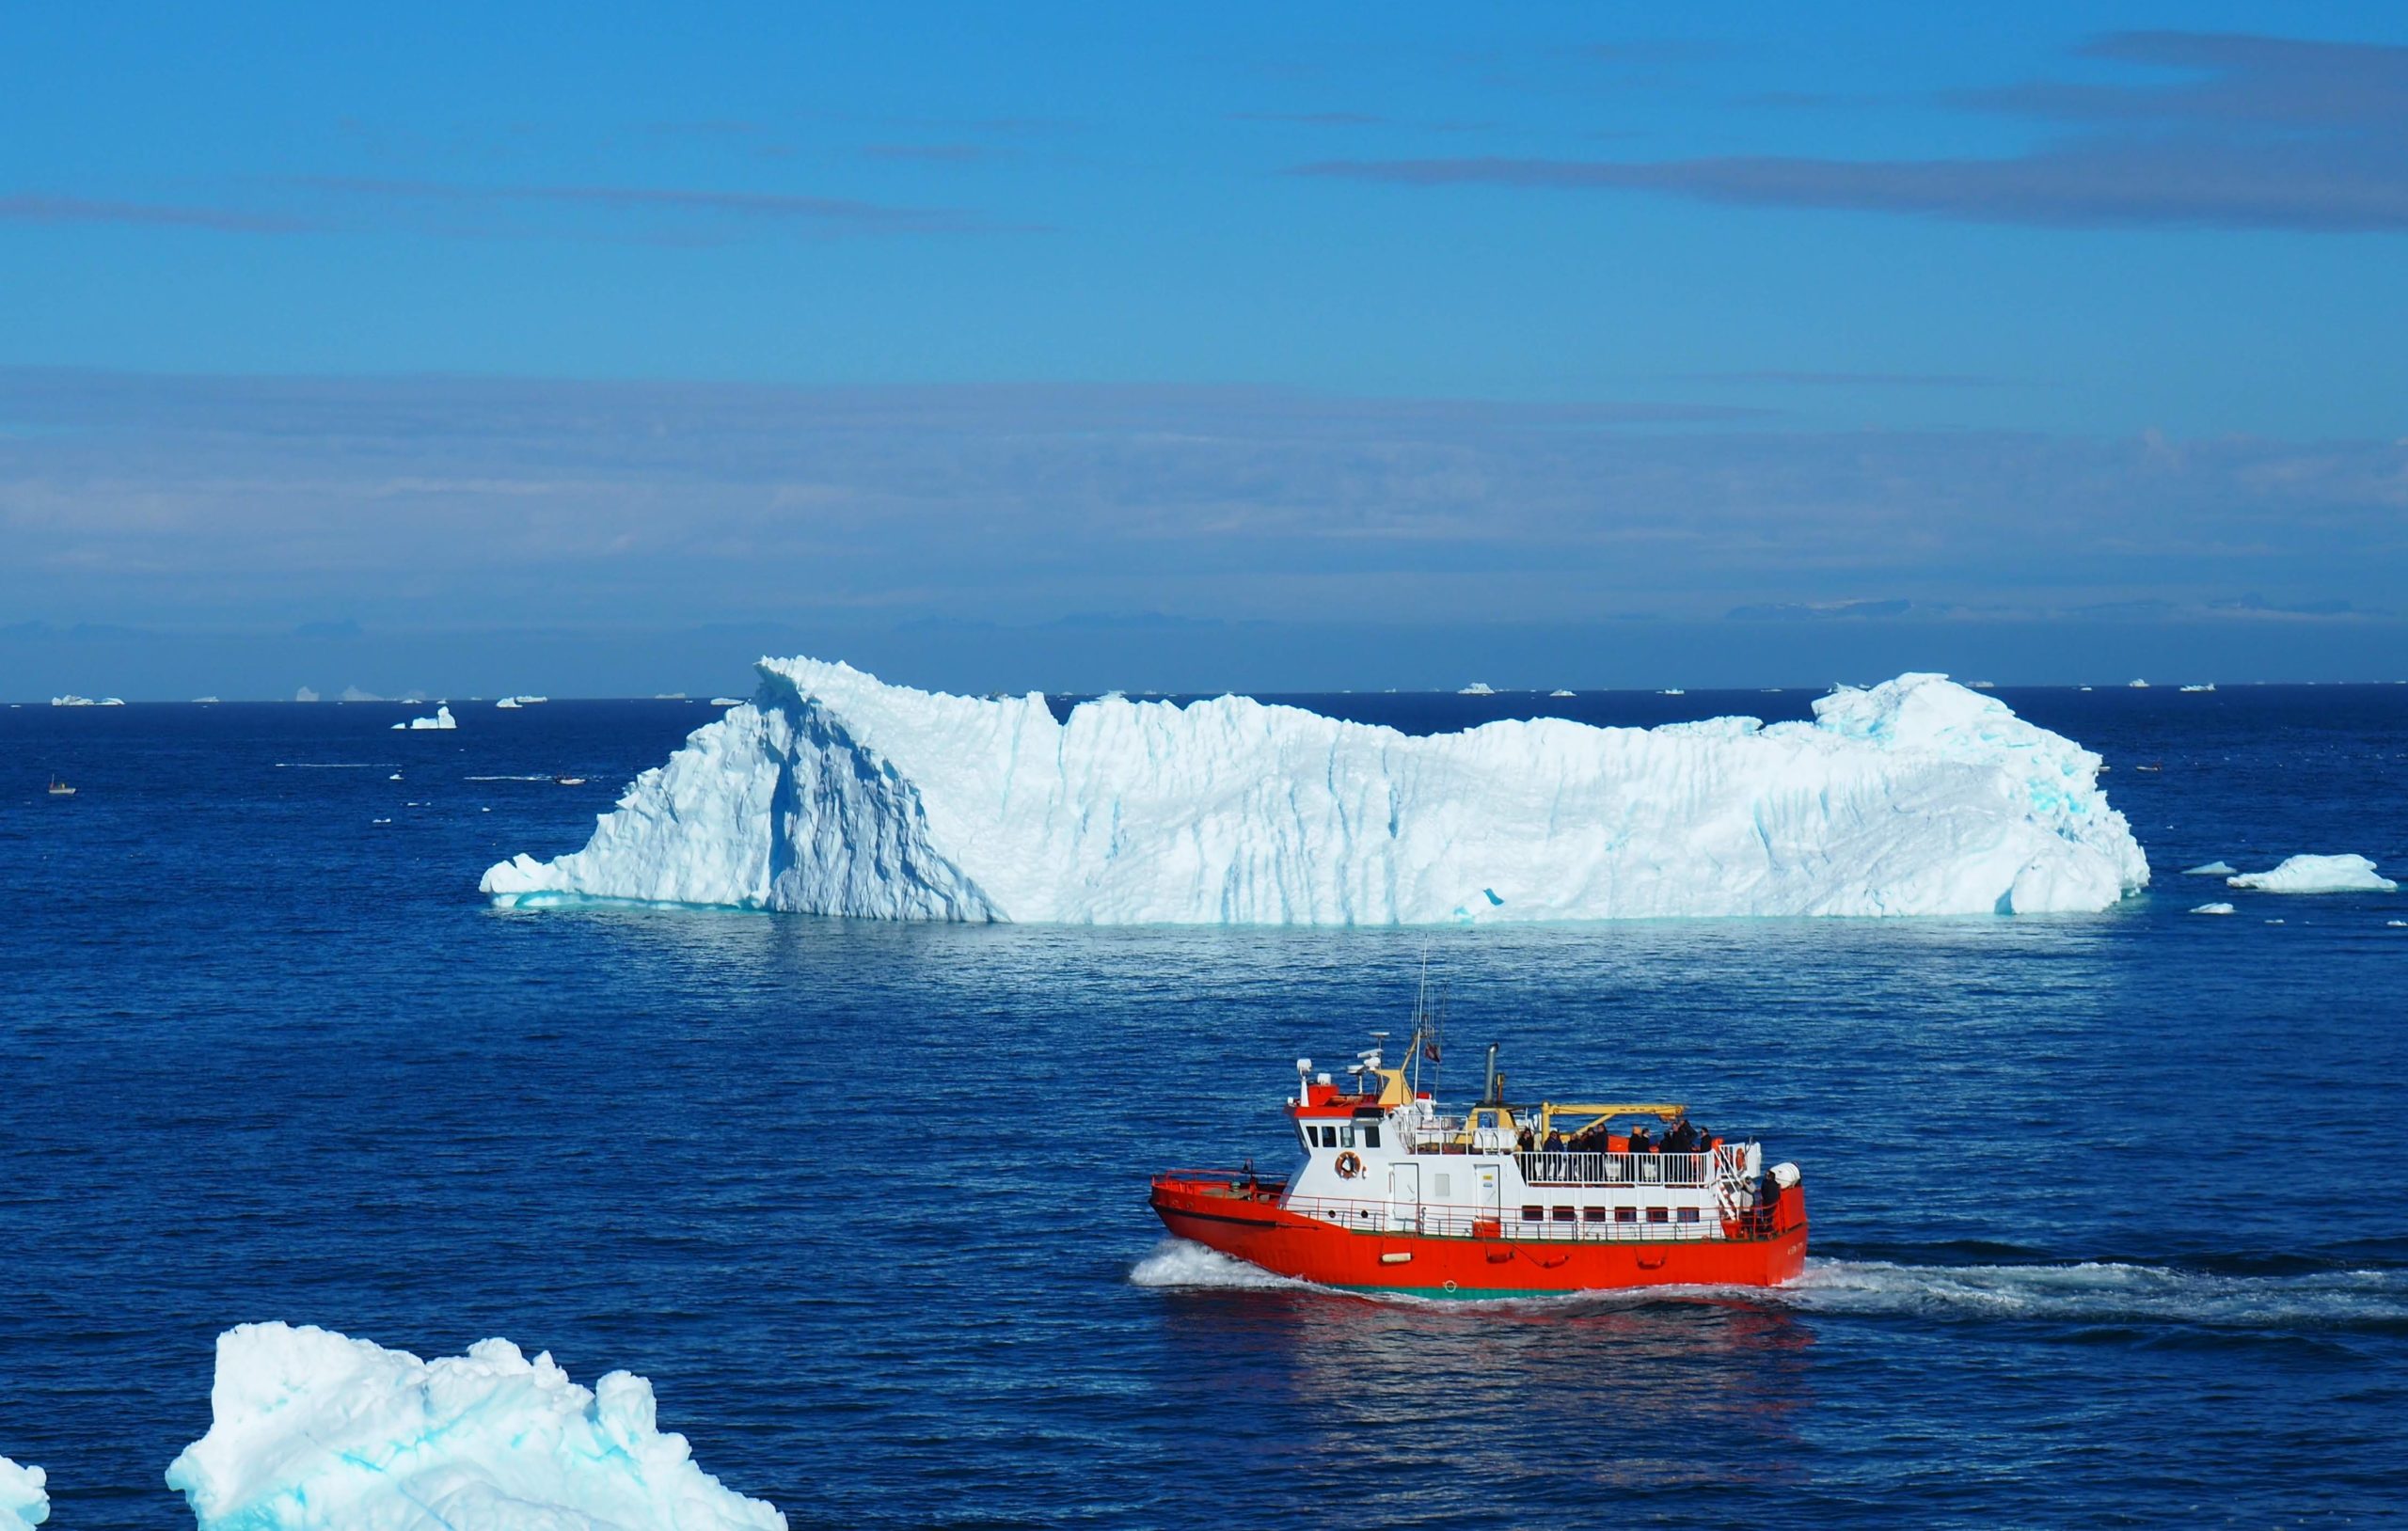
left=1150, top=1027, right=1805, bottom=1299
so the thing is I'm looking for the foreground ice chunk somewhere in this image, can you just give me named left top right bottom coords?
left=2190, top=902, right=2236, bottom=915
left=165, top=1322, right=784, bottom=1531
left=0, top=1456, right=46, bottom=1529
left=2226, top=854, right=2398, bottom=893
left=483, top=659, right=2147, bottom=923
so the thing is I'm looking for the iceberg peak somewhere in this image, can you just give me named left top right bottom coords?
left=482, top=658, right=2147, bottom=923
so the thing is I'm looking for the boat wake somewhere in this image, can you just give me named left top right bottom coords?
left=1130, top=1239, right=2408, bottom=1333
left=1782, top=1255, right=2408, bottom=1332
left=1128, top=1239, right=1309, bottom=1292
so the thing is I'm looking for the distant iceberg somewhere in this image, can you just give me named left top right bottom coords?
left=496, top=697, right=521, bottom=709
left=2190, top=902, right=2236, bottom=916
left=2181, top=860, right=2237, bottom=876
left=483, top=658, right=2148, bottom=923
left=166, top=1322, right=784, bottom=1531
left=1458, top=682, right=1497, bottom=696
left=391, top=704, right=456, bottom=732
left=48, top=695, right=121, bottom=706
left=1549, top=689, right=1576, bottom=698
left=2226, top=855, right=2398, bottom=893
left=0, top=1455, right=45, bottom=1529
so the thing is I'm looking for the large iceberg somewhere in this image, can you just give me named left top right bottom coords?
left=166, top=1322, right=784, bottom=1531
left=483, top=658, right=2146, bottom=923
left=0, top=1456, right=45, bottom=1529
left=2226, top=854, right=2398, bottom=893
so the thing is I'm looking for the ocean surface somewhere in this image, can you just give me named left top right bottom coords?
left=5, top=684, right=2406, bottom=1528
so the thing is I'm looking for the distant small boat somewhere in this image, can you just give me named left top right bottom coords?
left=554, top=775, right=588, bottom=786
left=47, top=776, right=76, bottom=797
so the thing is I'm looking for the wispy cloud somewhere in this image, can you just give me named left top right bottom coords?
left=3, top=369, right=2400, bottom=634
left=0, top=176, right=1028, bottom=243
left=1299, top=32, right=2408, bottom=230
left=296, top=176, right=1022, bottom=236
left=1229, top=111, right=1388, bottom=128
left=1674, top=371, right=2032, bottom=389
left=0, top=194, right=316, bottom=234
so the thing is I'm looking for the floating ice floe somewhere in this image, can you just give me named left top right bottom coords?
left=2181, top=860, right=2237, bottom=876
left=483, top=658, right=2149, bottom=923
left=2128, top=678, right=2150, bottom=688
left=2226, top=855, right=2398, bottom=894
left=48, top=695, right=122, bottom=706
left=2190, top=902, right=2236, bottom=916
left=165, top=1322, right=784, bottom=1531
left=710, top=697, right=745, bottom=706
left=0, top=1455, right=45, bottom=1529
left=1548, top=689, right=1576, bottom=698
left=390, top=704, right=456, bottom=732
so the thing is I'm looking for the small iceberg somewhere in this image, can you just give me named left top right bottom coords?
left=496, top=697, right=521, bottom=709
left=0, top=1454, right=46, bottom=1529
left=1659, top=687, right=1686, bottom=696
left=2179, top=683, right=2215, bottom=693
left=1548, top=689, right=1576, bottom=698
left=391, top=704, right=457, bottom=732
left=2190, top=902, right=2236, bottom=915
left=710, top=696, right=746, bottom=706
left=2226, top=854, right=2398, bottom=894
left=2128, top=678, right=2151, bottom=688
left=2182, top=860, right=2238, bottom=876
left=1458, top=682, right=1497, bottom=696
left=166, top=1322, right=784, bottom=1531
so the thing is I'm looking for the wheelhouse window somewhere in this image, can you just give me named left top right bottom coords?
left=1359, top=1124, right=1380, bottom=1149
left=1339, top=1126, right=1356, bottom=1149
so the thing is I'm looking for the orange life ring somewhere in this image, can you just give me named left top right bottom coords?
left=1335, top=1150, right=1364, bottom=1179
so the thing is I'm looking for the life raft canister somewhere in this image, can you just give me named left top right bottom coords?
left=1335, top=1150, right=1364, bottom=1179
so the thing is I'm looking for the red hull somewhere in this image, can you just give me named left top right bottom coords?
left=1150, top=1175, right=1807, bottom=1298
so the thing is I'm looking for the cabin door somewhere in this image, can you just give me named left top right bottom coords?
left=1478, top=1165, right=1501, bottom=1223
left=1386, top=1162, right=1420, bottom=1231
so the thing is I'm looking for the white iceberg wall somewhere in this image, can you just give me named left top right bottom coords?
left=0, top=1456, right=46, bottom=1529
left=483, top=659, right=2149, bottom=923
left=165, top=1322, right=784, bottom=1531
left=2226, top=854, right=2398, bottom=893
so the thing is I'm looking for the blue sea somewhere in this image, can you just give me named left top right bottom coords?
left=5, top=685, right=2406, bottom=1527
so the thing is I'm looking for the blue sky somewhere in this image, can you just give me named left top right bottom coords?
left=4, top=3, right=2405, bottom=696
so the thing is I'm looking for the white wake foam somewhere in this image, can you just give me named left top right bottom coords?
left=1129, top=1239, right=1310, bottom=1292
left=1784, top=1257, right=2408, bottom=1329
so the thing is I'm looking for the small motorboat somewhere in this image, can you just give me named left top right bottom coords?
left=47, top=776, right=76, bottom=797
